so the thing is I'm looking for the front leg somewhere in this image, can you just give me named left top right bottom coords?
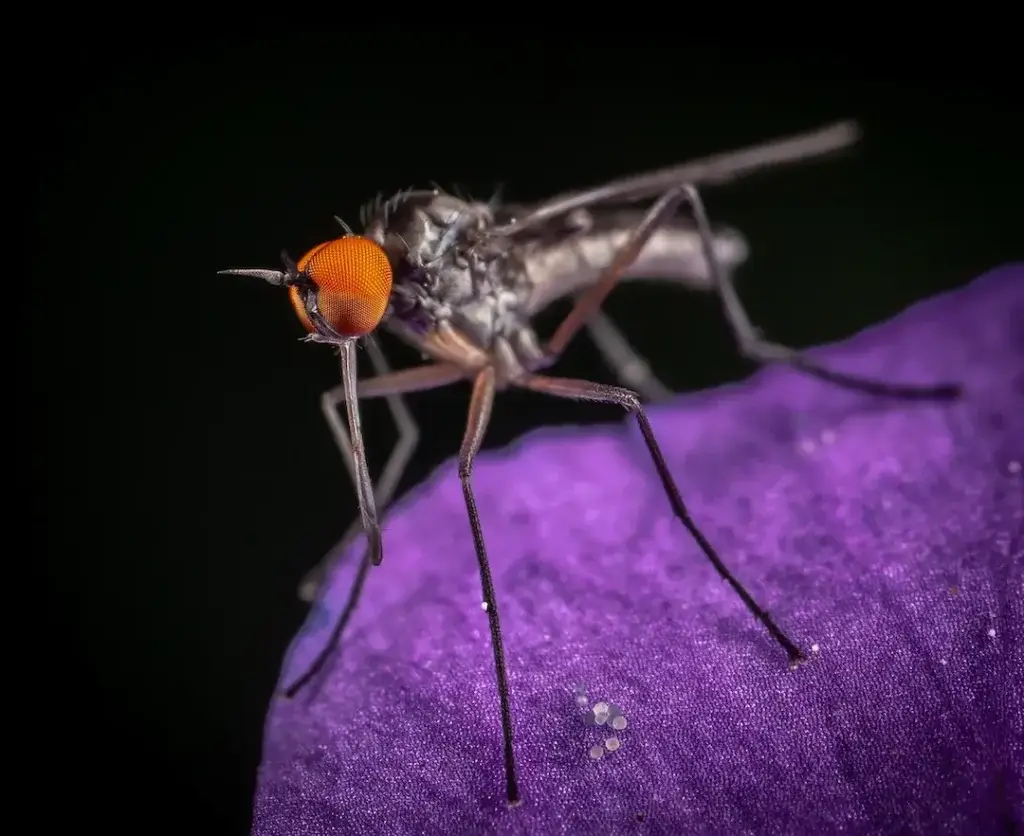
left=298, top=352, right=464, bottom=600
left=285, top=354, right=464, bottom=698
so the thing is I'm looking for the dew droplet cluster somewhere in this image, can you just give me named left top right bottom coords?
left=575, top=684, right=628, bottom=760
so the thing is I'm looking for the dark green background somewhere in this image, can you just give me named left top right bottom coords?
left=34, top=37, right=1018, bottom=833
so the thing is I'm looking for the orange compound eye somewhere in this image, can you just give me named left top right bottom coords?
left=287, top=236, right=393, bottom=338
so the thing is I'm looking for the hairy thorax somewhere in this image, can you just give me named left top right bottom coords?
left=363, top=191, right=545, bottom=384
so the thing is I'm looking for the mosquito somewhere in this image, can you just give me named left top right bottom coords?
left=220, top=120, right=960, bottom=806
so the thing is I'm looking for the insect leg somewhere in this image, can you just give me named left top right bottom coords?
left=459, top=368, right=520, bottom=806
left=584, top=307, right=674, bottom=402
left=516, top=373, right=807, bottom=667
left=298, top=338, right=416, bottom=600
left=284, top=356, right=464, bottom=698
left=334, top=339, right=383, bottom=569
left=297, top=347, right=461, bottom=601
left=284, top=541, right=374, bottom=699
left=682, top=185, right=963, bottom=399
left=545, top=184, right=695, bottom=359
left=547, top=177, right=960, bottom=399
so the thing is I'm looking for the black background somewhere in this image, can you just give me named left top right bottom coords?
left=33, top=36, right=1018, bottom=833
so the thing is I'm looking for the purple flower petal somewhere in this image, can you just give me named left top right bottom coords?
left=254, top=265, right=1023, bottom=835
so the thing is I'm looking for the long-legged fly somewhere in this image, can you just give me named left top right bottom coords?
left=220, top=120, right=960, bottom=805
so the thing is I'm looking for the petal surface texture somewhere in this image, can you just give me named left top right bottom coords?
left=254, top=265, right=1023, bottom=835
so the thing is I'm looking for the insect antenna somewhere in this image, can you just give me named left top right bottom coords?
left=333, top=215, right=355, bottom=236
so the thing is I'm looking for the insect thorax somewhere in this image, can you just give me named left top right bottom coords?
left=364, top=192, right=534, bottom=351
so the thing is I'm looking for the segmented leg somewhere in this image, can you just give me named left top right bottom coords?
left=297, top=336, right=420, bottom=601
left=584, top=308, right=674, bottom=402
left=546, top=182, right=961, bottom=400
left=516, top=373, right=807, bottom=667
left=285, top=358, right=463, bottom=697
left=534, top=180, right=960, bottom=669
left=456, top=368, right=520, bottom=806
left=680, top=185, right=962, bottom=399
